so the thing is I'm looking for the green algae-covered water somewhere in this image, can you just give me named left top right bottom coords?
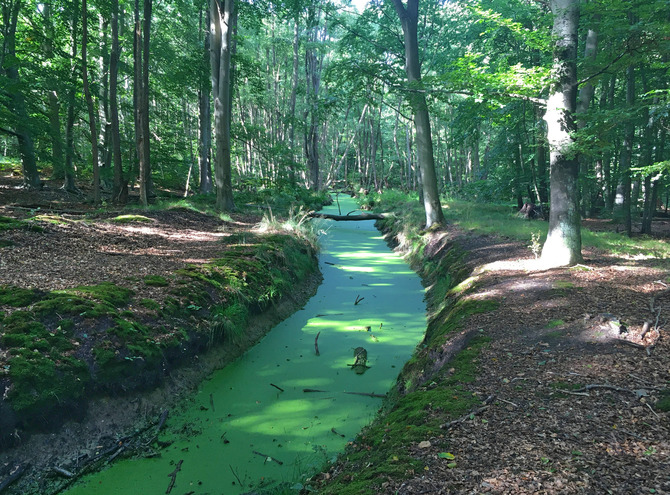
left=64, top=197, right=426, bottom=495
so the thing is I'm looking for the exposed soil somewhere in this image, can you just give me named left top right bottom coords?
left=317, top=224, right=670, bottom=494
left=0, top=177, right=322, bottom=493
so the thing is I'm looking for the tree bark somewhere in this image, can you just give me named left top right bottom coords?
left=304, top=4, right=322, bottom=191
left=110, top=0, right=125, bottom=203
left=141, top=0, right=153, bottom=203
left=210, top=0, right=236, bottom=211
left=63, top=0, right=78, bottom=193
left=391, top=0, right=444, bottom=229
left=199, top=7, right=213, bottom=194
left=82, top=0, right=101, bottom=204
left=2, top=0, right=41, bottom=189
left=540, top=0, right=582, bottom=267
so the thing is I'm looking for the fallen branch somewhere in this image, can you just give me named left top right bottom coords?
left=343, top=391, right=386, bottom=398
left=308, top=212, right=389, bottom=221
left=51, top=466, right=74, bottom=478
left=315, top=331, right=321, bottom=356
left=331, top=427, right=345, bottom=437
left=573, top=384, right=634, bottom=394
left=270, top=383, right=284, bottom=392
left=0, top=464, right=28, bottom=494
left=303, top=388, right=328, bottom=393
left=613, top=338, right=647, bottom=349
left=440, top=395, right=496, bottom=429
left=229, top=465, right=243, bottom=488
left=253, top=450, right=283, bottom=465
left=166, top=459, right=183, bottom=494
left=354, top=295, right=364, bottom=305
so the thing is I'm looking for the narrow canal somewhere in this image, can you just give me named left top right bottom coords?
left=65, top=196, right=426, bottom=494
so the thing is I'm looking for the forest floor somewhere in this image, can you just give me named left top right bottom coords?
left=317, top=216, right=670, bottom=494
left=1, top=175, right=669, bottom=494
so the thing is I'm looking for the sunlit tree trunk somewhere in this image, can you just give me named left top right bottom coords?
left=210, top=0, right=235, bottom=211
left=391, top=0, right=444, bottom=229
left=82, top=0, right=101, bottom=204
left=304, top=4, right=322, bottom=190
left=540, top=0, right=582, bottom=267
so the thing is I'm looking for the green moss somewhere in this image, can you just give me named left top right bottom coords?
left=65, top=282, right=133, bottom=308
left=0, top=239, right=14, bottom=247
left=139, top=298, right=160, bottom=310
left=7, top=352, right=88, bottom=415
left=0, top=286, right=40, bottom=307
left=144, top=275, right=169, bottom=287
left=110, top=214, right=153, bottom=224
left=655, top=391, right=670, bottom=412
left=545, top=319, right=565, bottom=328
left=0, top=216, right=44, bottom=232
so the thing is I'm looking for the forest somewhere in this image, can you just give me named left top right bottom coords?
left=1, top=0, right=670, bottom=493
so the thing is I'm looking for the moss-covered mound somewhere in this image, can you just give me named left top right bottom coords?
left=0, top=233, right=318, bottom=441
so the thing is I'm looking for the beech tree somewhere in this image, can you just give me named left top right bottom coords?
left=540, top=0, right=582, bottom=266
left=211, top=0, right=236, bottom=211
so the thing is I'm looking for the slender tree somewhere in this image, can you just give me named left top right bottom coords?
left=110, top=0, right=125, bottom=203
left=540, top=0, right=582, bottom=266
left=210, top=0, right=235, bottom=211
left=82, top=0, right=101, bottom=204
left=390, top=0, right=444, bottom=229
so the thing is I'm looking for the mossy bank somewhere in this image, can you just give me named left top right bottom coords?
left=313, top=194, right=500, bottom=494
left=0, top=231, right=320, bottom=446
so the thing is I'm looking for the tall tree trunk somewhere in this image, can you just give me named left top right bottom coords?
left=134, top=0, right=145, bottom=205
left=210, top=0, right=235, bottom=211
left=615, top=64, right=634, bottom=237
left=304, top=4, right=322, bottom=191
left=199, top=7, right=213, bottom=194
left=391, top=0, right=444, bottom=229
left=287, top=15, right=300, bottom=184
left=540, top=0, right=582, bottom=267
left=82, top=0, right=100, bottom=204
left=110, top=0, right=125, bottom=203
left=63, top=0, right=79, bottom=193
left=2, top=0, right=40, bottom=189
left=141, top=0, right=153, bottom=203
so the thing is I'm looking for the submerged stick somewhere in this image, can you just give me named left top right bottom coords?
left=315, top=331, right=321, bottom=356
left=210, top=393, right=215, bottom=412
left=344, top=391, right=386, bottom=398
left=165, top=459, right=183, bottom=494
left=229, top=465, right=244, bottom=488
left=270, top=383, right=284, bottom=392
left=354, top=295, right=364, bottom=305
left=303, top=388, right=328, bottom=393
left=331, top=427, right=345, bottom=438
left=253, top=450, right=283, bottom=465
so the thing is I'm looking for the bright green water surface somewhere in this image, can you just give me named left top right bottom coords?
left=65, top=197, right=426, bottom=495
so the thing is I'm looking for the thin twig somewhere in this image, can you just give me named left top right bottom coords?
left=646, top=402, right=660, bottom=420
left=270, top=383, right=284, bottom=392
left=498, top=397, right=518, bottom=408
left=229, top=465, right=244, bottom=488
left=315, top=331, right=321, bottom=356
left=440, top=395, right=495, bottom=429
left=573, top=384, right=634, bottom=394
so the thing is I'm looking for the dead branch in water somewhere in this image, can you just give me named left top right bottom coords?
left=270, top=383, right=284, bottom=392
left=165, top=459, right=183, bottom=494
left=253, top=450, right=283, bottom=465
left=308, top=212, right=389, bottom=221
left=315, top=331, right=321, bottom=356
left=344, top=391, right=385, bottom=398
